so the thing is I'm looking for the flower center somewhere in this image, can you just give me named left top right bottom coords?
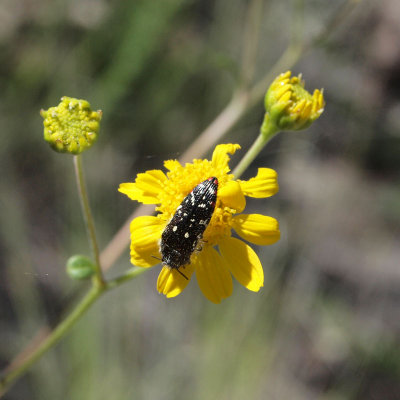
left=203, top=205, right=234, bottom=246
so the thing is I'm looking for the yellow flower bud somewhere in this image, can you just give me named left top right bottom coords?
left=40, top=96, right=102, bottom=154
left=263, top=71, right=325, bottom=133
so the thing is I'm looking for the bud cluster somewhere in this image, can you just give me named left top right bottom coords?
left=41, top=97, right=102, bottom=154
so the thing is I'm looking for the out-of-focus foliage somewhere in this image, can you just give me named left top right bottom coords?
left=0, top=1, right=399, bottom=399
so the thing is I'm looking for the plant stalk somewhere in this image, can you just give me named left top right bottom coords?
left=73, top=155, right=104, bottom=287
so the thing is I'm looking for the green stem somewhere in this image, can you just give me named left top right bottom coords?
left=105, top=267, right=147, bottom=290
left=0, top=285, right=102, bottom=396
left=0, top=266, right=146, bottom=397
left=73, top=155, right=104, bottom=287
left=0, top=157, right=149, bottom=396
left=233, top=118, right=279, bottom=179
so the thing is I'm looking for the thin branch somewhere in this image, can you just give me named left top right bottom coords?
left=0, top=286, right=102, bottom=396
left=73, top=155, right=104, bottom=287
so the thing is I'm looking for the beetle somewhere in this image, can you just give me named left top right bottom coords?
left=160, top=177, right=218, bottom=279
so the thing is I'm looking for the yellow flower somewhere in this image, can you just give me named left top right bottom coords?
left=119, top=144, right=280, bottom=303
left=40, top=96, right=102, bottom=154
left=263, top=70, right=325, bottom=133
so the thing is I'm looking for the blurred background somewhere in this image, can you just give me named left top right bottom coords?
left=1, top=0, right=400, bottom=399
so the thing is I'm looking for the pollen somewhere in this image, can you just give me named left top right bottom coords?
left=203, top=206, right=234, bottom=246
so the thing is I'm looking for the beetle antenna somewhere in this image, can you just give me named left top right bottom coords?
left=176, top=268, right=188, bottom=280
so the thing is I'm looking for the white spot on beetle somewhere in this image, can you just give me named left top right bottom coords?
left=184, top=232, right=190, bottom=238
left=173, top=226, right=178, bottom=232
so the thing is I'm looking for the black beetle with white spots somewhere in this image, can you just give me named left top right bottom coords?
left=160, top=177, right=218, bottom=279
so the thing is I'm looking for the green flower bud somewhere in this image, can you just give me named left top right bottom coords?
left=66, top=255, right=96, bottom=280
left=262, top=71, right=325, bottom=134
left=40, top=97, right=102, bottom=154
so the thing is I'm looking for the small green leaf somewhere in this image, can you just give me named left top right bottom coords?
left=66, top=255, right=96, bottom=280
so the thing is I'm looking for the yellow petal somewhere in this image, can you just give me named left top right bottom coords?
left=118, top=183, right=144, bottom=201
left=164, top=159, right=183, bottom=172
left=157, top=263, right=195, bottom=298
left=219, top=237, right=264, bottom=292
left=123, top=170, right=167, bottom=204
left=195, top=247, right=233, bottom=303
left=211, top=144, right=241, bottom=171
left=130, top=216, right=165, bottom=267
left=231, top=214, right=280, bottom=245
left=238, top=168, right=278, bottom=198
left=218, top=180, right=246, bottom=213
